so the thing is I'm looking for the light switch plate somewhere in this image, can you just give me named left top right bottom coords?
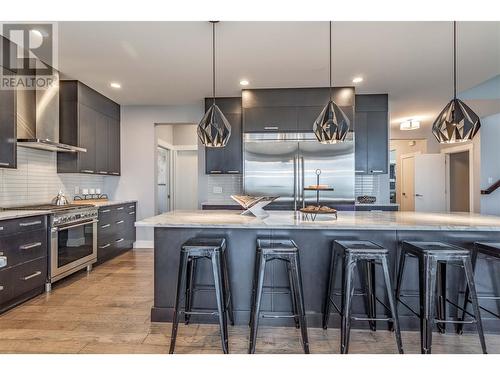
left=213, top=186, right=223, bottom=194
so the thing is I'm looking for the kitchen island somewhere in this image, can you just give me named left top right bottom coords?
left=136, top=210, right=500, bottom=331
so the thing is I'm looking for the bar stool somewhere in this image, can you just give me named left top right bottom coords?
left=395, top=241, right=487, bottom=354
left=323, top=240, right=403, bottom=354
left=169, top=238, right=234, bottom=354
left=249, top=238, right=309, bottom=354
left=457, top=242, right=500, bottom=334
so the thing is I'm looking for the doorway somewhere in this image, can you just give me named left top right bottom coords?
left=401, top=154, right=415, bottom=211
left=449, top=151, right=470, bottom=212
left=155, top=124, right=199, bottom=213
left=157, top=146, right=171, bottom=214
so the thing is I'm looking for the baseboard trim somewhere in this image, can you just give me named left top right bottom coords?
left=134, top=240, right=154, bottom=249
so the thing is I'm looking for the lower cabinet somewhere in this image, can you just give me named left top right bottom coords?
left=97, top=203, right=136, bottom=264
left=0, top=215, right=48, bottom=314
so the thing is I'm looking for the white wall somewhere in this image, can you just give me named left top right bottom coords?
left=106, top=104, right=203, bottom=246
left=480, top=113, right=500, bottom=215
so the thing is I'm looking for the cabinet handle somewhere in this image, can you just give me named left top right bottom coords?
left=115, top=238, right=124, bottom=243
left=99, top=243, right=111, bottom=249
left=227, top=170, right=240, bottom=174
left=0, top=286, right=4, bottom=291
left=116, top=220, right=124, bottom=224
left=19, top=220, right=42, bottom=227
left=0, top=162, right=10, bottom=167
left=110, top=172, right=120, bottom=176
left=128, top=205, right=135, bottom=209
left=116, top=207, right=124, bottom=211
left=98, top=171, right=108, bottom=174
left=81, top=169, right=94, bottom=173
left=210, top=170, right=222, bottom=174
left=19, top=242, right=42, bottom=250
left=128, top=211, right=135, bottom=215
left=101, top=209, right=111, bottom=213
left=101, top=224, right=111, bottom=229
left=22, top=271, right=42, bottom=281
left=0, top=256, right=7, bottom=268
left=370, top=170, right=384, bottom=173
left=264, top=126, right=279, bottom=130
left=0, top=226, right=3, bottom=231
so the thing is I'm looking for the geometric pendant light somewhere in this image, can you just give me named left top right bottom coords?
left=432, top=21, right=481, bottom=143
left=197, top=21, right=231, bottom=147
left=313, top=21, right=350, bottom=144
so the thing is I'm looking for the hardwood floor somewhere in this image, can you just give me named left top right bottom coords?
left=0, top=249, right=498, bottom=354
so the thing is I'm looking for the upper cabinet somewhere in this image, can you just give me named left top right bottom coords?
left=57, top=81, right=121, bottom=176
left=354, top=94, right=388, bottom=174
left=242, top=87, right=355, bottom=133
left=204, top=97, right=242, bottom=175
left=0, top=69, right=16, bottom=169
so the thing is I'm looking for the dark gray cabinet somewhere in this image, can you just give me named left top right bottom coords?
left=242, top=87, right=355, bottom=134
left=0, top=215, right=48, bottom=314
left=354, top=94, right=388, bottom=175
left=97, top=202, right=136, bottom=264
left=58, top=80, right=121, bottom=176
left=204, top=97, right=242, bottom=174
left=0, top=72, right=16, bottom=169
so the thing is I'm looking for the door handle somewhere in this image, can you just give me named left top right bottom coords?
left=19, top=242, right=42, bottom=250
left=22, top=271, right=42, bottom=281
left=19, top=220, right=42, bottom=227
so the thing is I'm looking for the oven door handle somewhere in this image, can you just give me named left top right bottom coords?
left=56, top=220, right=98, bottom=231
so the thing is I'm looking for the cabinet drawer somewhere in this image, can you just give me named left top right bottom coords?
left=0, top=216, right=46, bottom=237
left=0, top=257, right=46, bottom=305
left=0, top=229, right=48, bottom=269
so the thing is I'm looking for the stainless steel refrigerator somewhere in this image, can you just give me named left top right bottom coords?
left=243, top=132, right=355, bottom=210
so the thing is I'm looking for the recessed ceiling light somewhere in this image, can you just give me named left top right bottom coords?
left=352, top=77, right=363, bottom=83
left=400, top=120, right=421, bottom=131
left=239, top=79, right=249, bottom=86
left=110, top=82, right=121, bottom=89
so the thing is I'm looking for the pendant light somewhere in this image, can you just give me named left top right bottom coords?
left=313, top=21, right=350, bottom=144
left=432, top=21, right=481, bottom=143
left=197, top=21, right=231, bottom=147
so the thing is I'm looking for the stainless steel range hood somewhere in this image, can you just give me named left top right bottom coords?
left=16, top=70, right=86, bottom=153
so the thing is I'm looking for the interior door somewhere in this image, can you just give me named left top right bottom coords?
left=414, top=154, right=446, bottom=212
left=401, top=155, right=415, bottom=211
left=174, top=150, right=198, bottom=210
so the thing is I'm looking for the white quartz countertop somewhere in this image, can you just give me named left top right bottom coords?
left=0, top=210, right=51, bottom=221
left=135, top=210, right=500, bottom=231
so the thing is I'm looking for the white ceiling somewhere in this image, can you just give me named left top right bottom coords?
left=56, top=21, right=500, bottom=132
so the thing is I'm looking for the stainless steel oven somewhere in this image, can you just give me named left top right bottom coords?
left=50, top=207, right=98, bottom=284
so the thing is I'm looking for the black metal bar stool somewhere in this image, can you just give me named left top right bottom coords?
left=323, top=240, right=403, bottom=354
left=169, top=238, right=234, bottom=354
left=457, top=242, right=500, bottom=334
left=249, top=238, right=309, bottom=354
left=395, top=241, right=487, bottom=354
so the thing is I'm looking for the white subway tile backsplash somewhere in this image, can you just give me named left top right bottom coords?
left=0, top=147, right=105, bottom=207
left=206, top=174, right=243, bottom=204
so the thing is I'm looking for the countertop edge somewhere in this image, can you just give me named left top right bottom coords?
left=0, top=210, right=52, bottom=221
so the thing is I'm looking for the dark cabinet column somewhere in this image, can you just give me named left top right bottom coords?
left=204, top=97, right=242, bottom=174
left=108, top=117, right=121, bottom=176
left=0, top=85, right=16, bottom=169
left=78, top=104, right=97, bottom=174
left=366, top=111, right=388, bottom=174
left=95, top=112, right=109, bottom=175
left=355, top=111, right=368, bottom=174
